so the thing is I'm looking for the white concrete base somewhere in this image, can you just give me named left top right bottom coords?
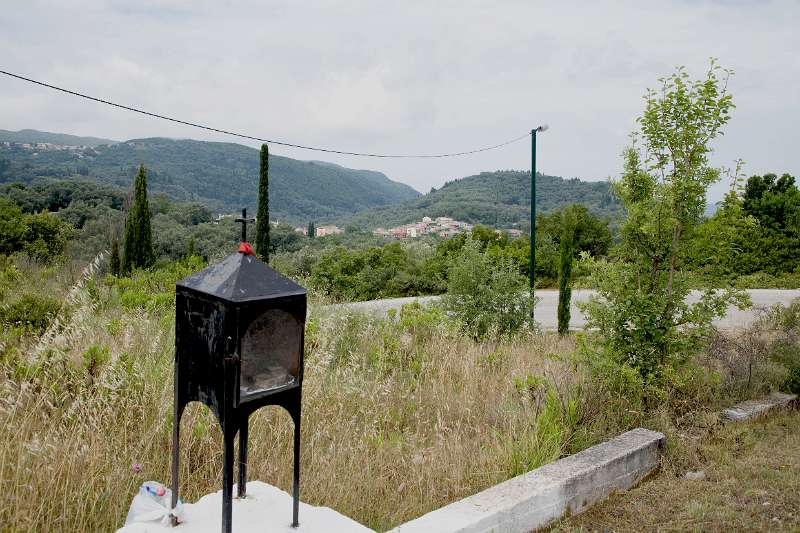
left=117, top=481, right=374, bottom=533
left=387, top=428, right=665, bottom=533
left=722, top=392, right=798, bottom=422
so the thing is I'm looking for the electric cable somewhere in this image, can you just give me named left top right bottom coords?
left=0, top=69, right=531, bottom=158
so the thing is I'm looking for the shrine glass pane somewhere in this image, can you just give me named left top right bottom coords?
left=240, top=308, right=301, bottom=396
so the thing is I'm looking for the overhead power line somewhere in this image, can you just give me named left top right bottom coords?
left=0, top=69, right=532, bottom=158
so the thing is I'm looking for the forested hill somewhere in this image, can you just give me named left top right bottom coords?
left=0, top=134, right=420, bottom=223
left=333, top=170, right=622, bottom=230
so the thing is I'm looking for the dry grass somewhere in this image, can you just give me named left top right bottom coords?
left=0, top=264, right=582, bottom=532
left=551, top=408, right=800, bottom=532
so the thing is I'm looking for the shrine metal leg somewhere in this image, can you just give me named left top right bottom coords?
left=170, top=398, right=183, bottom=526
left=221, top=429, right=235, bottom=533
left=292, top=412, right=300, bottom=528
left=238, top=418, right=249, bottom=498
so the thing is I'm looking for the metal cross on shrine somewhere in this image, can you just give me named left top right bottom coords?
left=235, top=208, right=256, bottom=243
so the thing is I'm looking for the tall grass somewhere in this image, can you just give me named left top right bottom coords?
left=1, top=259, right=582, bottom=532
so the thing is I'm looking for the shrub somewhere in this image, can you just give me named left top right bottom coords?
left=764, top=299, right=800, bottom=394
left=397, top=301, right=446, bottom=339
left=0, top=293, right=62, bottom=332
left=109, top=256, right=205, bottom=313
left=23, top=210, right=73, bottom=262
left=707, top=298, right=800, bottom=398
left=443, top=237, right=536, bottom=340
left=506, top=379, right=580, bottom=476
left=82, top=344, right=111, bottom=382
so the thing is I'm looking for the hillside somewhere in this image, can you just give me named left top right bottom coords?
left=0, top=129, right=117, bottom=147
left=333, top=170, right=622, bottom=230
left=0, top=134, right=420, bottom=223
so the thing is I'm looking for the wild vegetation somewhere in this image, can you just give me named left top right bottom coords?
left=1, top=245, right=797, bottom=531
left=0, top=178, right=237, bottom=263
left=1, top=63, right=799, bottom=532
left=0, top=254, right=583, bottom=531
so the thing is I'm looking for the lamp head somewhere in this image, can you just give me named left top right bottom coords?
left=536, top=124, right=549, bottom=133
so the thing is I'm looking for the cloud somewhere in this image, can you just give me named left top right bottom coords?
left=1, top=0, right=798, bottom=200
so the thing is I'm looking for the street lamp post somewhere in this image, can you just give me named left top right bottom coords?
left=530, top=125, right=548, bottom=320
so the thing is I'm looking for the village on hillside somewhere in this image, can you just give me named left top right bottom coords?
left=374, top=215, right=524, bottom=239
left=214, top=215, right=525, bottom=239
left=0, top=140, right=95, bottom=152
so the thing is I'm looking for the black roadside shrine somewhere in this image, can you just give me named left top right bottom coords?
left=171, top=207, right=307, bottom=533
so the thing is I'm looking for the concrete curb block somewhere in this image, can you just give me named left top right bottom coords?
left=387, top=428, right=665, bottom=533
left=721, top=392, right=798, bottom=422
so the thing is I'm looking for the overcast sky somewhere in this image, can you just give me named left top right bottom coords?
left=2, top=0, right=798, bottom=200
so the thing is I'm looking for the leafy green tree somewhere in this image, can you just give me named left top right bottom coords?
left=581, top=62, right=749, bottom=386
left=307, top=221, right=315, bottom=239
left=557, top=212, right=574, bottom=336
left=688, top=167, right=800, bottom=278
left=743, top=173, right=800, bottom=232
left=471, top=225, right=507, bottom=247
left=269, top=223, right=303, bottom=255
left=255, top=144, right=270, bottom=261
left=21, top=211, right=73, bottom=262
left=0, top=198, right=27, bottom=255
left=308, top=242, right=438, bottom=301
left=109, top=238, right=121, bottom=276
left=0, top=198, right=72, bottom=262
left=537, top=204, right=612, bottom=258
left=171, top=202, right=212, bottom=226
left=741, top=173, right=800, bottom=274
left=122, top=165, right=155, bottom=273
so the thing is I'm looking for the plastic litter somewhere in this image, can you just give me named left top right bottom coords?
left=125, top=481, right=184, bottom=526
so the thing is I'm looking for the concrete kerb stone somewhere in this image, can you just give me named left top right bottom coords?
left=387, top=427, right=665, bottom=533
left=721, top=392, right=798, bottom=422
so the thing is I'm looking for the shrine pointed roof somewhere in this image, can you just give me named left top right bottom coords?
left=177, top=252, right=306, bottom=302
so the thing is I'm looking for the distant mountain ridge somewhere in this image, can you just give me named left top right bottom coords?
left=333, top=170, right=622, bottom=230
left=0, top=129, right=620, bottom=230
left=0, top=131, right=420, bottom=223
left=0, top=129, right=117, bottom=147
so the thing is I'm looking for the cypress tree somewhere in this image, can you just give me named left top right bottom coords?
left=109, top=237, right=121, bottom=276
left=255, top=144, right=270, bottom=262
left=307, top=221, right=315, bottom=239
left=186, top=237, right=196, bottom=258
left=122, top=164, right=155, bottom=273
left=557, top=212, right=574, bottom=336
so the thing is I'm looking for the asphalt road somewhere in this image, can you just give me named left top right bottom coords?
left=330, top=289, right=800, bottom=331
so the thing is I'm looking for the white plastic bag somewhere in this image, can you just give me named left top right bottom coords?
left=125, top=481, right=184, bottom=526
